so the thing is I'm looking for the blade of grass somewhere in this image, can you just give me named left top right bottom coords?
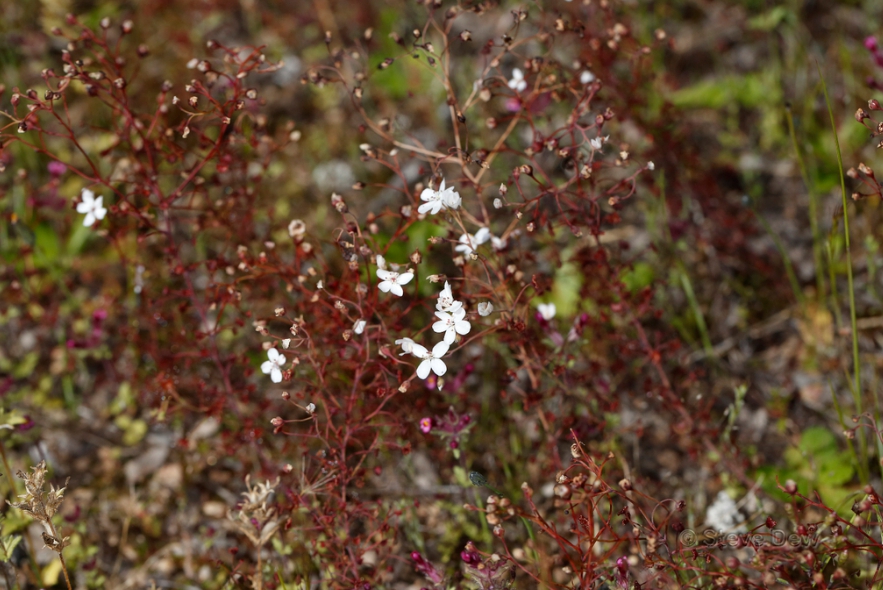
left=818, top=63, right=865, bottom=469
left=675, top=263, right=714, bottom=358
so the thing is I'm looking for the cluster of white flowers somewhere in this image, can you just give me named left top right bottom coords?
left=418, top=178, right=461, bottom=215
left=508, top=68, right=527, bottom=93
left=394, top=282, right=473, bottom=380
left=259, top=175, right=500, bottom=386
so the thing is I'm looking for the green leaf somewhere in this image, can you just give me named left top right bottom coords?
left=621, top=262, right=655, bottom=293
left=799, top=426, right=837, bottom=454
left=819, top=452, right=854, bottom=487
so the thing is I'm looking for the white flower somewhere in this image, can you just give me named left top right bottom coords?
left=590, top=135, right=610, bottom=151
left=538, top=302, right=556, bottom=320
left=76, top=188, right=107, bottom=227
left=261, top=348, right=286, bottom=383
left=442, top=185, right=462, bottom=210
left=282, top=338, right=291, bottom=349
left=454, top=227, right=491, bottom=256
left=395, top=337, right=416, bottom=356
left=375, top=254, right=387, bottom=270
left=508, top=68, right=527, bottom=93
left=354, top=319, right=367, bottom=334
left=305, top=402, right=316, bottom=414
left=411, top=341, right=450, bottom=379
left=377, top=268, right=414, bottom=297
left=437, top=282, right=463, bottom=313
left=478, top=302, right=494, bottom=316
left=418, top=178, right=461, bottom=215
left=433, top=307, right=471, bottom=344
left=288, top=219, right=305, bottom=239
left=705, top=491, right=745, bottom=533
left=579, top=70, right=596, bottom=84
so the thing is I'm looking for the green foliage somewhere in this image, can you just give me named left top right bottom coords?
left=756, top=426, right=857, bottom=513
left=669, top=73, right=781, bottom=110
left=621, top=262, right=655, bottom=293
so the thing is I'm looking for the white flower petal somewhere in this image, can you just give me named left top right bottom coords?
left=430, top=358, right=447, bottom=376
left=397, top=271, right=414, bottom=286
left=378, top=281, right=392, bottom=293
left=538, top=303, right=556, bottom=320
left=455, top=321, right=471, bottom=335
left=396, top=338, right=416, bottom=355
left=261, top=361, right=274, bottom=374
left=270, top=368, right=282, bottom=383
left=431, top=341, right=450, bottom=357
left=416, top=359, right=432, bottom=380
left=389, top=283, right=403, bottom=297
left=76, top=201, right=91, bottom=214
left=83, top=213, right=95, bottom=227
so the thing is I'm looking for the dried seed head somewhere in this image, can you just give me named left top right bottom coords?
left=8, top=461, right=68, bottom=524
